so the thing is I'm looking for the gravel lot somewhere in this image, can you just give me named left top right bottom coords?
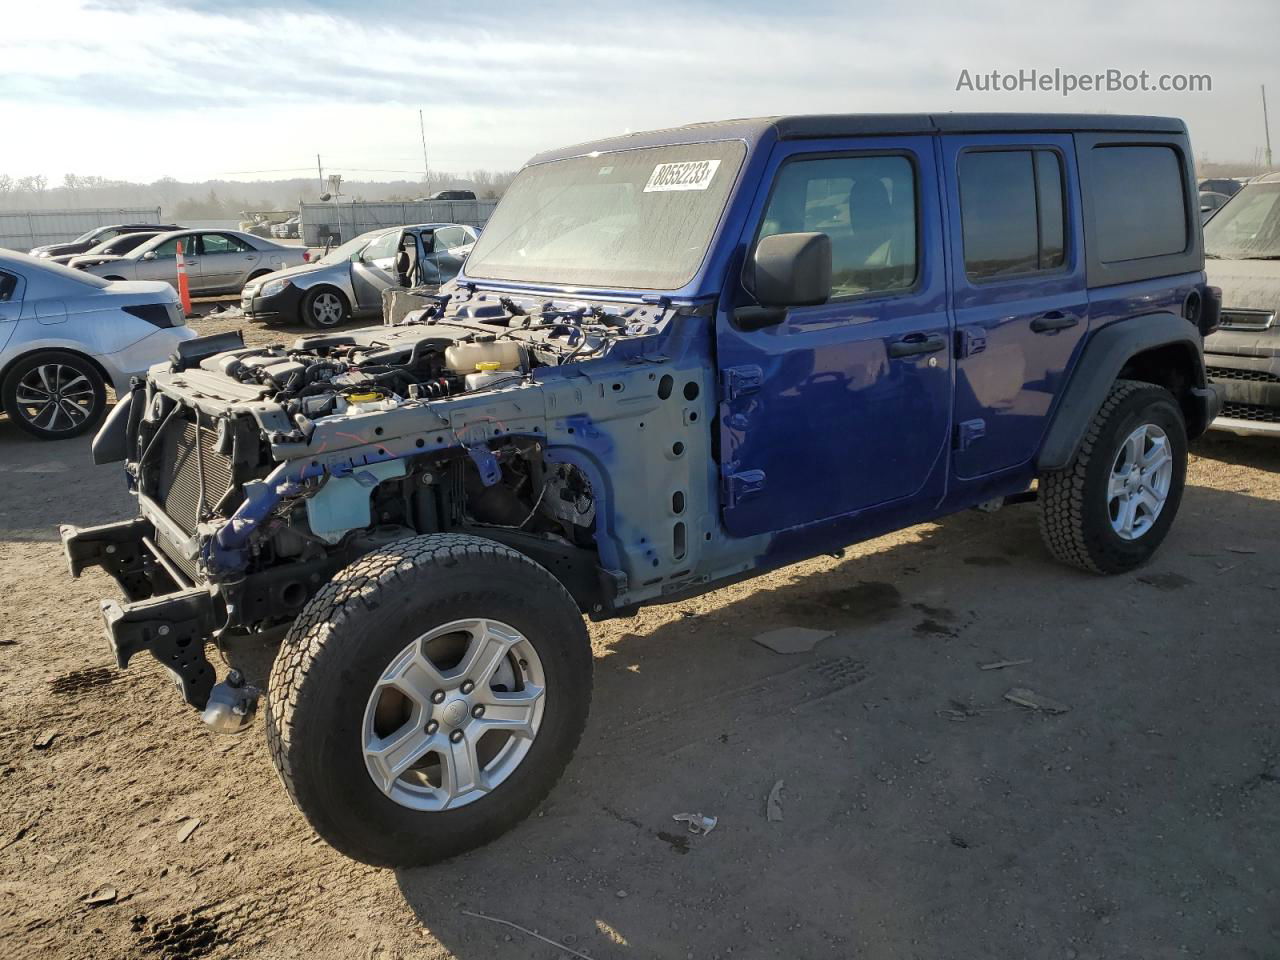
left=1, top=309, right=1278, bottom=959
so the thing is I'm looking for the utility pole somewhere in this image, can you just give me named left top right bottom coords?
left=419, top=109, right=431, bottom=196
left=1263, top=85, right=1274, bottom=171
left=316, top=154, right=325, bottom=195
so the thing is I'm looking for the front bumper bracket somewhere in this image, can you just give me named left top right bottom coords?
left=100, top=589, right=219, bottom=710
left=62, top=518, right=219, bottom=711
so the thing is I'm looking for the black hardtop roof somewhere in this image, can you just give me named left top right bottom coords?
left=527, top=113, right=1187, bottom=164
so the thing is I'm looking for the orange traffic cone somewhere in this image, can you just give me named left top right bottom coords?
left=175, top=239, right=192, bottom=316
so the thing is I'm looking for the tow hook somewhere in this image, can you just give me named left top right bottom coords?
left=201, top=669, right=260, bottom=735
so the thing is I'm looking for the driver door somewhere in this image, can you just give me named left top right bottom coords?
left=138, top=234, right=201, bottom=290
left=349, top=230, right=401, bottom=313
left=716, top=137, right=952, bottom=537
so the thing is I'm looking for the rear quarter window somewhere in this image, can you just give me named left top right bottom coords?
left=1091, top=145, right=1187, bottom=262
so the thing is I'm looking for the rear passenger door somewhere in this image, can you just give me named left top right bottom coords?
left=198, top=233, right=261, bottom=292
left=941, top=135, right=1089, bottom=478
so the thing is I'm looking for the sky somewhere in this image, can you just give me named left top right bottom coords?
left=1, top=0, right=1278, bottom=185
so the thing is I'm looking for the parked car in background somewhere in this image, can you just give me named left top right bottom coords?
left=0, top=251, right=195, bottom=439
left=1198, top=177, right=1244, bottom=198
left=28, top=223, right=182, bottom=260
left=78, top=229, right=309, bottom=296
left=1199, top=190, right=1231, bottom=222
left=1203, top=171, right=1280, bottom=436
left=48, top=230, right=162, bottom=266
left=240, top=222, right=477, bottom=328
left=417, top=189, right=477, bottom=201
left=271, top=216, right=301, bottom=240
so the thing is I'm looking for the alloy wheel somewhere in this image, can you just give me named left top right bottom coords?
left=311, top=292, right=344, bottom=326
left=1107, top=422, right=1173, bottom=540
left=13, top=363, right=97, bottom=434
left=362, top=618, right=546, bottom=812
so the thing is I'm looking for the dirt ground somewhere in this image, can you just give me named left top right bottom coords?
left=1, top=307, right=1278, bottom=959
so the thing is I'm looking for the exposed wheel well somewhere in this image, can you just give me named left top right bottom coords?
left=1117, top=342, right=1201, bottom=428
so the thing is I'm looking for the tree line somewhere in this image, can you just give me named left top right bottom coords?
left=0, top=170, right=518, bottom=216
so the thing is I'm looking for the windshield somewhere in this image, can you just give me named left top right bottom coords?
left=1203, top=182, right=1280, bottom=259
left=317, top=230, right=387, bottom=265
left=73, top=226, right=111, bottom=244
left=464, top=140, right=747, bottom=290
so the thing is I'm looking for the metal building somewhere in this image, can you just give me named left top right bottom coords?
left=299, top=199, right=498, bottom=247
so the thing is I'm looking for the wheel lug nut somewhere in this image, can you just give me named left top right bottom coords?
left=449, top=729, right=464, bottom=743
left=472, top=705, right=485, bottom=718
left=430, top=690, right=445, bottom=704
left=460, top=680, right=475, bottom=694
left=425, top=719, right=439, bottom=734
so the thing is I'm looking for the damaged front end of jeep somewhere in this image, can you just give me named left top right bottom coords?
left=62, top=289, right=708, bottom=731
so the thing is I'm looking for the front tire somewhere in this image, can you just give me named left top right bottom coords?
left=2, top=350, right=107, bottom=440
left=1039, top=379, right=1187, bottom=574
left=265, top=534, right=592, bottom=867
left=300, top=287, right=349, bottom=329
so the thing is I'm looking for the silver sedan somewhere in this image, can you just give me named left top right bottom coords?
left=0, top=251, right=196, bottom=439
left=76, top=229, right=309, bottom=296
left=240, top=223, right=477, bottom=328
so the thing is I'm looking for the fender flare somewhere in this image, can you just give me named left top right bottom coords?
left=1037, top=312, right=1213, bottom=472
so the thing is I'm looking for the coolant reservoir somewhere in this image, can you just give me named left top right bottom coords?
left=445, top=339, right=524, bottom=376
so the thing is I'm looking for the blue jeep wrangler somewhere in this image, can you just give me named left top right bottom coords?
left=62, top=113, right=1219, bottom=867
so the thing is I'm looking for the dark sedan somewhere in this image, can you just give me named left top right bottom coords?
left=29, top=223, right=182, bottom=259
left=48, top=230, right=161, bottom=266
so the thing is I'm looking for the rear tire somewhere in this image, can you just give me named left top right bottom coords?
left=265, top=534, right=592, bottom=867
left=1038, top=379, right=1187, bottom=574
left=300, top=287, right=349, bottom=329
left=2, top=350, right=107, bottom=440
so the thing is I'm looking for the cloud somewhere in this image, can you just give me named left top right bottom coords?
left=2, top=0, right=1277, bottom=182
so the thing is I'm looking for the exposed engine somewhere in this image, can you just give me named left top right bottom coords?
left=196, top=332, right=531, bottom=423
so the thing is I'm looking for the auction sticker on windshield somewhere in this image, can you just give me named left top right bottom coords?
left=644, top=159, right=722, bottom=192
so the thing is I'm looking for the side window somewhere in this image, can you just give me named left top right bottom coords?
left=360, top=231, right=401, bottom=262
left=1035, top=152, right=1066, bottom=269
left=0, top=271, right=18, bottom=303
left=958, top=149, right=1067, bottom=281
left=152, top=236, right=187, bottom=257
left=1091, top=146, right=1187, bottom=262
left=202, top=233, right=251, bottom=254
left=757, top=154, right=917, bottom=299
left=434, top=226, right=468, bottom=250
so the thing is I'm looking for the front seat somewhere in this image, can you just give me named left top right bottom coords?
left=832, top=177, right=911, bottom=292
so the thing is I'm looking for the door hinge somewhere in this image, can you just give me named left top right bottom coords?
left=721, top=364, right=764, bottom=401
left=956, top=326, right=987, bottom=359
left=722, top=469, right=766, bottom=508
left=955, top=419, right=986, bottom=450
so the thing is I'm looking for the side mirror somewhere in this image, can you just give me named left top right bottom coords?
left=735, top=232, right=831, bottom=330
left=142, top=251, right=157, bottom=261
left=752, top=232, right=832, bottom=307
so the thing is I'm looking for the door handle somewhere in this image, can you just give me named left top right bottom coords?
left=888, top=333, right=947, bottom=358
left=1030, top=311, right=1079, bottom=333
